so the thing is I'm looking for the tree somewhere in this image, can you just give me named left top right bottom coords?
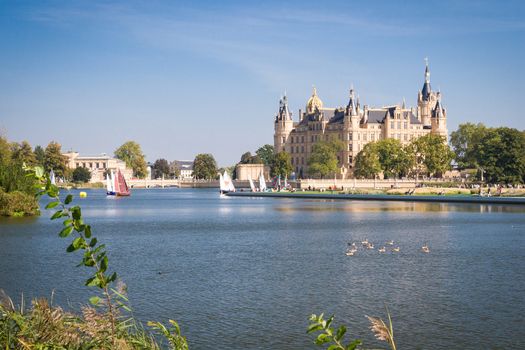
left=152, top=158, right=170, bottom=179
left=169, top=161, right=181, bottom=178
left=114, top=141, right=148, bottom=179
left=270, top=151, right=293, bottom=178
left=44, top=141, right=68, bottom=178
left=239, top=151, right=263, bottom=164
left=34, top=145, right=45, bottom=166
left=375, top=139, right=412, bottom=178
left=411, top=134, right=454, bottom=177
left=354, top=142, right=381, bottom=179
left=307, top=140, right=343, bottom=178
left=11, top=141, right=37, bottom=166
left=256, top=144, right=275, bottom=165
left=474, top=127, right=525, bottom=183
left=450, top=123, right=488, bottom=169
left=72, top=167, right=92, bottom=183
left=192, top=153, right=218, bottom=180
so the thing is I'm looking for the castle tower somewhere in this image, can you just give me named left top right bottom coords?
left=417, top=59, right=438, bottom=126
left=431, top=92, right=448, bottom=140
left=274, top=94, right=294, bottom=153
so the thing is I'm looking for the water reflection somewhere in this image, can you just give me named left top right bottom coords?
left=274, top=200, right=525, bottom=213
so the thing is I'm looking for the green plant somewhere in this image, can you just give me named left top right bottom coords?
left=307, top=313, right=362, bottom=350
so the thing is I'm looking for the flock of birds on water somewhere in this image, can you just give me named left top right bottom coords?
left=345, top=239, right=430, bottom=256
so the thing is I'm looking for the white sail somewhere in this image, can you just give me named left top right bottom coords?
left=106, top=172, right=114, bottom=192
left=249, top=178, right=256, bottom=192
left=49, top=170, right=56, bottom=185
left=223, top=171, right=235, bottom=192
left=219, top=173, right=228, bottom=192
left=259, top=173, right=267, bottom=192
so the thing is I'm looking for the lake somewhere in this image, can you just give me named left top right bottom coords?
left=1, top=188, right=524, bottom=349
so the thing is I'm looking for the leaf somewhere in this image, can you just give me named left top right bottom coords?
left=59, top=226, right=73, bottom=238
left=64, top=194, right=73, bottom=204
left=71, top=206, right=81, bottom=220
left=108, top=272, right=117, bottom=283
left=45, top=201, right=59, bottom=209
left=327, top=345, right=341, bottom=350
left=63, top=219, right=73, bottom=226
left=100, top=256, right=108, bottom=272
left=35, top=166, right=44, bottom=178
left=346, top=339, right=362, bottom=350
left=89, top=238, right=97, bottom=247
left=89, top=296, right=101, bottom=306
left=85, top=276, right=100, bottom=287
left=307, top=323, right=323, bottom=334
left=85, top=225, right=92, bottom=238
left=335, top=325, right=346, bottom=341
left=51, top=210, right=63, bottom=220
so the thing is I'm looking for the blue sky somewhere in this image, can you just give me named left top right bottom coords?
left=0, top=0, right=523, bottom=166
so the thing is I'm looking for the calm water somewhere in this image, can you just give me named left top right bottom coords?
left=1, top=188, right=524, bottom=349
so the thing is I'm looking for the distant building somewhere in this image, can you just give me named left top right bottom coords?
left=274, top=62, right=448, bottom=178
left=63, top=152, right=133, bottom=183
left=172, top=160, right=194, bottom=179
left=235, top=164, right=270, bottom=181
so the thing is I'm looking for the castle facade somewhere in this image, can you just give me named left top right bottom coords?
left=273, top=62, right=448, bottom=178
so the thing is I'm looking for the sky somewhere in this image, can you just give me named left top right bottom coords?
left=0, top=0, right=524, bottom=166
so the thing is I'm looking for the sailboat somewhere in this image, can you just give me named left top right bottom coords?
left=248, top=178, right=256, bottom=192
left=114, top=169, right=131, bottom=196
left=49, top=170, right=56, bottom=185
left=259, top=173, right=267, bottom=192
left=107, top=169, right=130, bottom=196
left=106, top=171, right=116, bottom=195
left=219, top=171, right=235, bottom=195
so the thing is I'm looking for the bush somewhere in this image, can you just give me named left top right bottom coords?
left=0, top=189, right=40, bottom=216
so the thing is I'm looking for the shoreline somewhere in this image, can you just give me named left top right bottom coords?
left=226, top=191, right=525, bottom=205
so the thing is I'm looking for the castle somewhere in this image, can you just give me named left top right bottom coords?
left=273, top=62, right=448, bottom=178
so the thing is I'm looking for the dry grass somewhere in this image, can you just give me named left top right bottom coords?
left=0, top=290, right=164, bottom=350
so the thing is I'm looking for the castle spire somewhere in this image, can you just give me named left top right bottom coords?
left=347, top=87, right=357, bottom=116
left=421, top=58, right=431, bottom=101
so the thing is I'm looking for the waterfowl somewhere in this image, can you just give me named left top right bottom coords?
left=378, top=247, right=386, bottom=253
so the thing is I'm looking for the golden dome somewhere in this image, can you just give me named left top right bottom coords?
left=306, top=86, right=323, bottom=113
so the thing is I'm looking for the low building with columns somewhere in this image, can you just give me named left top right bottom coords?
left=274, top=62, right=448, bottom=178
left=63, top=152, right=133, bottom=183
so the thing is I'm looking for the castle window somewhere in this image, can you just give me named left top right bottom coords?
left=282, top=137, right=285, bottom=143
left=363, top=133, right=367, bottom=141
left=397, top=122, right=401, bottom=129
left=391, top=121, right=395, bottom=129
left=404, top=122, right=408, bottom=129
left=291, top=158, right=294, bottom=165
left=76, top=162, right=80, bottom=168
left=301, top=136, right=304, bottom=142
left=404, top=134, right=408, bottom=141
left=291, top=136, right=294, bottom=143
left=348, top=156, right=353, bottom=164
left=296, top=146, right=299, bottom=153
left=357, top=133, right=360, bottom=141
left=371, top=133, right=375, bottom=141
left=311, top=135, right=314, bottom=142
left=348, top=144, right=352, bottom=151
left=348, top=133, right=352, bottom=140
left=301, top=146, right=304, bottom=152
